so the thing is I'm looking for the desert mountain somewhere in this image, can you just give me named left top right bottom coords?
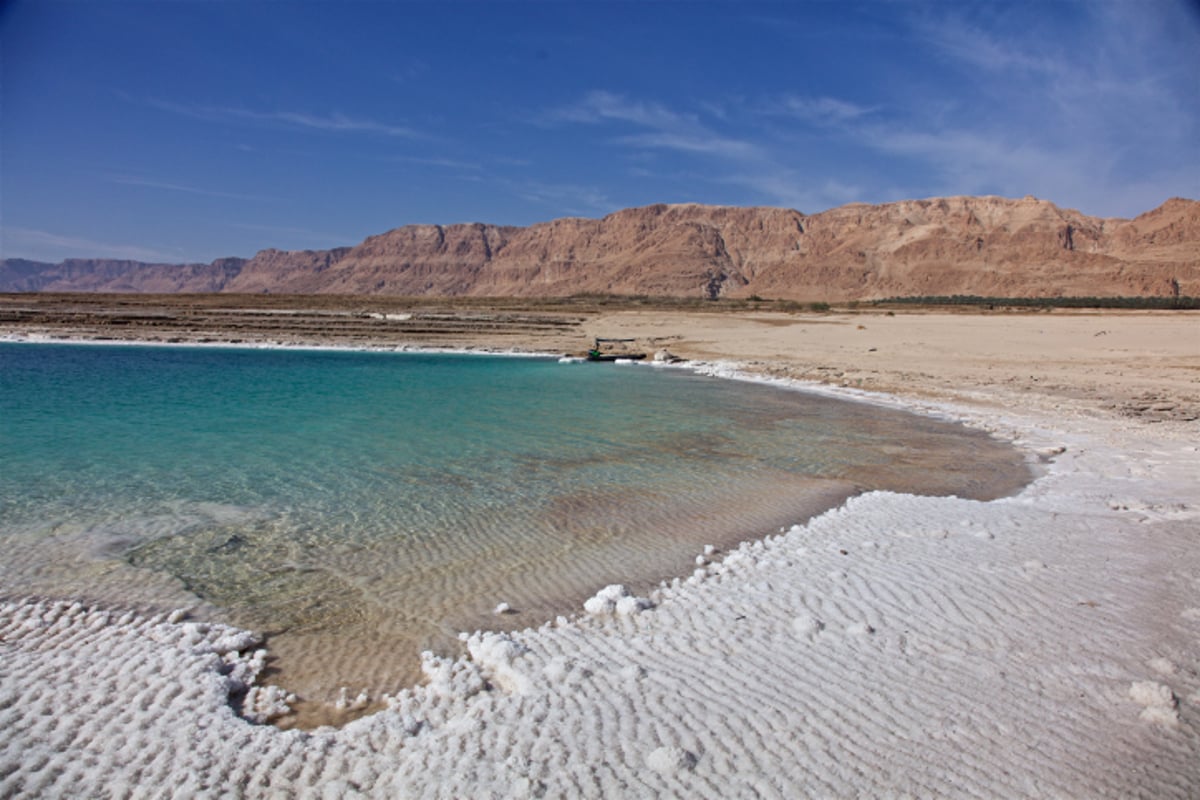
left=4, top=196, right=1198, bottom=300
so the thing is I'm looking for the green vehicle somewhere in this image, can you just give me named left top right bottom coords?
left=586, top=337, right=647, bottom=362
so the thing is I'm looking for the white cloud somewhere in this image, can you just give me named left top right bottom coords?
left=615, top=132, right=760, bottom=159
left=550, top=90, right=684, bottom=129
left=142, top=97, right=421, bottom=138
left=911, top=12, right=1064, bottom=78
left=716, top=171, right=864, bottom=216
left=533, top=2, right=1198, bottom=220
left=107, top=174, right=278, bottom=202
left=544, top=90, right=836, bottom=209
left=387, top=155, right=483, bottom=171
left=549, top=91, right=763, bottom=161
left=776, top=96, right=876, bottom=126
left=877, top=1, right=1200, bottom=214
left=508, top=179, right=613, bottom=217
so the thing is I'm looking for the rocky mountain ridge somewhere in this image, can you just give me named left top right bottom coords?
left=4, top=195, right=1197, bottom=300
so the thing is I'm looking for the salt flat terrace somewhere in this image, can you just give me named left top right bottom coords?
left=0, top=294, right=589, bottom=352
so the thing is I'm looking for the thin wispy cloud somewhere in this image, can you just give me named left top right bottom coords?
left=549, top=91, right=764, bottom=162
left=715, top=171, right=858, bottom=214
left=507, top=179, right=613, bottom=218
left=854, top=125, right=1067, bottom=200
left=107, top=174, right=279, bottom=202
left=552, top=90, right=687, bottom=130
left=547, top=15, right=1194, bottom=215
left=2, top=227, right=181, bottom=262
left=8, top=1, right=1192, bottom=264
left=720, top=2, right=1200, bottom=216
left=877, top=2, right=1200, bottom=209
left=774, top=96, right=877, bottom=126
left=141, top=97, right=421, bottom=139
left=388, top=155, right=483, bottom=171
left=911, top=13, right=1064, bottom=78
left=615, top=132, right=758, bottom=159
left=545, top=90, right=860, bottom=212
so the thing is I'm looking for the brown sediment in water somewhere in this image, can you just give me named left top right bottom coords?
left=228, top=420, right=1028, bottom=731
left=190, top=474, right=872, bottom=730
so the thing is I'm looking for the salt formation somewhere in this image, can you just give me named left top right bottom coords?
left=1, top=382, right=1198, bottom=798
left=646, top=745, right=698, bottom=774
left=791, top=613, right=824, bottom=640
left=1130, top=681, right=1180, bottom=727
left=464, top=631, right=532, bottom=694
left=335, top=688, right=372, bottom=713
left=582, top=584, right=653, bottom=616
left=243, top=685, right=298, bottom=724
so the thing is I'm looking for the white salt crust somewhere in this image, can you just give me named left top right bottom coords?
left=2, top=377, right=1199, bottom=798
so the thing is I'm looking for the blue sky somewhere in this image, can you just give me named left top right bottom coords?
left=2, top=0, right=1198, bottom=264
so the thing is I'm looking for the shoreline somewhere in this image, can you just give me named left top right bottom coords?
left=4, top=294, right=1197, bottom=420
left=0, top=330, right=1035, bottom=731
left=2, top=305, right=1198, bottom=796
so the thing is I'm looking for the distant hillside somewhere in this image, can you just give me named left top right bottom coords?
left=4, top=196, right=1198, bottom=301
left=0, top=257, right=245, bottom=293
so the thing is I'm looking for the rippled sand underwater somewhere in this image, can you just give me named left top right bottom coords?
left=0, top=343, right=1030, bottom=725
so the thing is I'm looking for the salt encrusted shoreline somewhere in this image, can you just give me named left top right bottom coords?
left=0, top=329, right=562, bottom=358
left=2, top=344, right=1197, bottom=797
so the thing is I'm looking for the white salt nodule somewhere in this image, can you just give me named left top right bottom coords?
left=467, top=632, right=532, bottom=694
left=615, top=595, right=652, bottom=616
left=620, top=664, right=647, bottom=681
left=646, top=746, right=698, bottom=774
left=584, top=584, right=627, bottom=614
left=543, top=657, right=570, bottom=682
left=1130, top=681, right=1180, bottom=726
left=792, top=614, right=825, bottom=639
left=209, top=630, right=261, bottom=655
left=1148, top=657, right=1177, bottom=675
left=584, top=584, right=652, bottom=616
left=335, top=688, right=371, bottom=712
left=242, top=685, right=296, bottom=724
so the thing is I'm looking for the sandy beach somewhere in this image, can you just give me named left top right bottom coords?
left=2, top=303, right=1198, bottom=797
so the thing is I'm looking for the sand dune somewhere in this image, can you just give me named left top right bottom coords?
left=1, top=309, right=1198, bottom=797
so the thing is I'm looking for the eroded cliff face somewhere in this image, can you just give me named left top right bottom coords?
left=221, top=247, right=352, bottom=294
left=0, top=258, right=245, bottom=293
left=4, top=196, right=1197, bottom=299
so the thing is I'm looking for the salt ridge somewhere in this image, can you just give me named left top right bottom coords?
left=1, top=365, right=1198, bottom=797
left=0, top=330, right=562, bottom=359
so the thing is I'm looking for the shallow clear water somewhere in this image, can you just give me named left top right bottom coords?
left=0, top=342, right=1029, bottom=722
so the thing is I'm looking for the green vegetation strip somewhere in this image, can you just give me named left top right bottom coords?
left=878, top=295, right=1200, bottom=310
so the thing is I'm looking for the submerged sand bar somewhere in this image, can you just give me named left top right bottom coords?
left=1, top=300, right=1198, bottom=797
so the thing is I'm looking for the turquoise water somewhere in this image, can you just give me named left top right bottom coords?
left=0, top=342, right=1029, bottom=721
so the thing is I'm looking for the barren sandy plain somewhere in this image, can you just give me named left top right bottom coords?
left=1, top=296, right=1198, bottom=797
